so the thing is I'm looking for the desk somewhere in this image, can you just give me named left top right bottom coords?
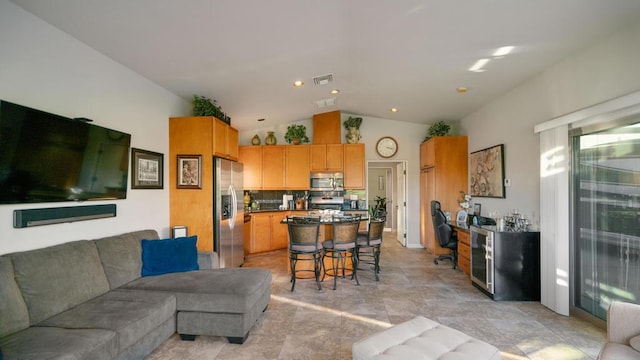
left=451, top=223, right=471, bottom=276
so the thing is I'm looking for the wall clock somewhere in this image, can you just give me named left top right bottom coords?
left=376, top=136, right=398, bottom=158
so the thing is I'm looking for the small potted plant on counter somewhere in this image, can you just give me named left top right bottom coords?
left=284, top=124, right=310, bottom=144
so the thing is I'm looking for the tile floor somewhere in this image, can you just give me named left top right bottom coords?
left=147, top=232, right=606, bottom=360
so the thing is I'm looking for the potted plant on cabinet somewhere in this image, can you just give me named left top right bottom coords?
left=424, top=120, right=451, bottom=141
left=284, top=124, right=310, bottom=144
left=192, top=95, right=230, bottom=123
left=344, top=116, right=363, bottom=144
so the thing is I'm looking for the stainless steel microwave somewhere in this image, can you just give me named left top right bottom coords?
left=309, top=172, right=344, bottom=191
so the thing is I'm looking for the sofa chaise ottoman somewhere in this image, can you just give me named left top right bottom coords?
left=0, top=229, right=271, bottom=360
left=352, top=316, right=502, bottom=360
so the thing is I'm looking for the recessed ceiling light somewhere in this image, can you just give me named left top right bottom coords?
left=493, top=46, right=514, bottom=57
left=330, top=89, right=340, bottom=94
left=257, top=118, right=265, bottom=122
left=293, top=80, right=304, bottom=87
left=456, top=87, right=468, bottom=93
left=390, top=108, right=398, bottom=113
left=469, top=58, right=490, bottom=72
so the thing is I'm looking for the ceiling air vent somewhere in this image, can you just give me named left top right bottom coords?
left=315, top=98, right=336, bottom=108
left=312, top=73, right=333, bottom=86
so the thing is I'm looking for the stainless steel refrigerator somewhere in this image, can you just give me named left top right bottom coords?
left=213, top=157, right=244, bottom=268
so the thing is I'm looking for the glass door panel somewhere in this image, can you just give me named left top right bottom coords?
left=573, top=121, right=640, bottom=320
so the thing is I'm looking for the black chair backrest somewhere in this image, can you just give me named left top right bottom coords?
left=332, top=217, right=359, bottom=246
left=363, top=219, right=384, bottom=245
left=430, top=200, right=454, bottom=247
left=287, top=220, right=320, bottom=248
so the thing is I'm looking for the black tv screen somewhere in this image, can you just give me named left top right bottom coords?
left=0, top=100, right=131, bottom=204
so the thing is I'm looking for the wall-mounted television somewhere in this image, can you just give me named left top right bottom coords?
left=0, top=100, right=131, bottom=204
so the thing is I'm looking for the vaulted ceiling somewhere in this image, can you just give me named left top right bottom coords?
left=11, top=0, right=640, bottom=132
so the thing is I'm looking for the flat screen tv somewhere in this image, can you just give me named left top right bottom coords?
left=0, top=100, right=131, bottom=204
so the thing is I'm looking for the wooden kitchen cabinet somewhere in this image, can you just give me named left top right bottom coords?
left=343, top=143, right=365, bottom=189
left=250, top=213, right=272, bottom=253
left=270, top=213, right=289, bottom=249
left=420, top=138, right=435, bottom=169
left=456, top=229, right=471, bottom=276
left=169, top=116, right=238, bottom=251
left=285, top=145, right=310, bottom=189
left=261, top=146, right=286, bottom=189
left=419, top=136, right=468, bottom=255
left=312, top=110, right=341, bottom=144
left=213, top=119, right=238, bottom=161
left=310, top=144, right=343, bottom=171
left=243, top=216, right=251, bottom=256
left=238, top=146, right=262, bottom=190
left=248, top=212, right=288, bottom=253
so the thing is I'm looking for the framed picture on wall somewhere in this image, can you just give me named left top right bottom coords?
left=177, top=154, right=202, bottom=189
left=469, top=144, right=505, bottom=198
left=131, top=148, right=163, bottom=189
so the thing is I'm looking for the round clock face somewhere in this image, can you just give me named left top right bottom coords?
left=376, top=136, right=398, bottom=158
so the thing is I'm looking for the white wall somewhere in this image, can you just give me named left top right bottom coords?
left=0, top=1, right=190, bottom=255
left=460, top=18, right=640, bottom=225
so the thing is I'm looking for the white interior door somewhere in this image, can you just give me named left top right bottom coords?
left=396, top=162, right=407, bottom=246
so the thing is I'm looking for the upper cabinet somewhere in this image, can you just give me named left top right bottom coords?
left=261, top=145, right=286, bottom=189
left=313, top=110, right=341, bottom=144
left=420, top=138, right=436, bottom=169
left=285, top=146, right=310, bottom=189
left=238, top=146, right=262, bottom=190
left=310, top=144, right=343, bottom=172
left=239, top=143, right=364, bottom=190
left=344, top=143, right=365, bottom=189
left=213, top=118, right=239, bottom=161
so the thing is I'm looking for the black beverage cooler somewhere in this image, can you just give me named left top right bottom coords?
left=471, top=226, right=541, bottom=301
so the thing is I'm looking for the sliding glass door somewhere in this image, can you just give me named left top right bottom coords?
left=572, top=121, right=640, bottom=320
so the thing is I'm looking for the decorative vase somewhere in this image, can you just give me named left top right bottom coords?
left=265, top=131, right=277, bottom=145
left=346, top=127, right=361, bottom=144
left=251, top=134, right=261, bottom=145
left=292, top=138, right=301, bottom=145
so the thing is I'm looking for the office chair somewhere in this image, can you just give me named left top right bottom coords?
left=430, top=200, right=458, bottom=269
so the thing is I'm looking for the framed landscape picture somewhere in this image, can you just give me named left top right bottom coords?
left=469, top=144, right=505, bottom=198
left=177, top=154, right=202, bottom=189
left=131, top=148, right=163, bottom=189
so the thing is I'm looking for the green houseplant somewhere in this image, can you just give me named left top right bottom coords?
left=424, top=120, right=451, bottom=141
left=343, top=116, right=362, bottom=129
left=344, top=116, right=363, bottom=143
left=369, top=196, right=387, bottom=219
left=284, top=124, right=310, bottom=144
left=192, top=95, right=222, bottom=118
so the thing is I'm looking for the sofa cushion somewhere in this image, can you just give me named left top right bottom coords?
left=38, top=289, right=176, bottom=354
left=630, top=334, right=640, bottom=352
left=0, top=257, right=30, bottom=338
left=141, top=236, right=199, bottom=276
left=94, top=229, right=159, bottom=289
left=10, top=240, right=111, bottom=325
left=0, top=326, right=117, bottom=360
left=123, top=268, right=272, bottom=313
left=599, top=342, right=640, bottom=360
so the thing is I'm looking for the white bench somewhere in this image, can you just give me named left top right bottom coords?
left=352, top=316, right=502, bottom=360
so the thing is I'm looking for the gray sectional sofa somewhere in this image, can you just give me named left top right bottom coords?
left=0, top=230, right=271, bottom=360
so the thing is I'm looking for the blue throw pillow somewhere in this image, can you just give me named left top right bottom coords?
left=141, top=236, right=199, bottom=276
